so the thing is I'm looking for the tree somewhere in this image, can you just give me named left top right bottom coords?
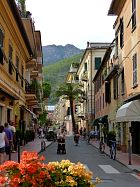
left=56, top=83, right=83, bottom=133
left=42, top=82, right=51, bottom=99
left=38, top=111, right=47, bottom=125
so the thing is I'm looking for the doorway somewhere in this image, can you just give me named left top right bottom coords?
left=7, top=108, right=11, bottom=122
left=131, top=122, right=140, bottom=154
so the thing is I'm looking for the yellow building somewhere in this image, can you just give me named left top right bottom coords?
left=0, top=0, right=43, bottom=135
left=0, top=0, right=33, bottom=127
left=107, top=0, right=140, bottom=153
left=77, top=42, right=110, bottom=132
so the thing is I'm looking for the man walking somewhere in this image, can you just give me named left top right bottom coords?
left=4, top=123, right=13, bottom=160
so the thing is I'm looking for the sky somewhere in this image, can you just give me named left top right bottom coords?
left=26, top=0, right=116, bottom=49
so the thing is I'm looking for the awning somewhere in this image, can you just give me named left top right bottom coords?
left=116, top=100, right=140, bottom=122
left=93, top=115, right=108, bottom=125
left=98, top=115, right=108, bottom=124
left=93, top=118, right=99, bottom=126
left=23, top=107, right=37, bottom=119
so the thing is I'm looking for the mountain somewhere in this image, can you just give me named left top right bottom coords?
left=43, top=44, right=83, bottom=66
left=43, top=53, right=83, bottom=105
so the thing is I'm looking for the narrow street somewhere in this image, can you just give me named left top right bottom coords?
left=41, top=136, right=140, bottom=187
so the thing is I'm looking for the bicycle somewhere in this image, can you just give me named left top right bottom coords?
left=109, top=140, right=116, bottom=160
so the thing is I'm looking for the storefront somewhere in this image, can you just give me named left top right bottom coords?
left=116, top=99, right=140, bottom=154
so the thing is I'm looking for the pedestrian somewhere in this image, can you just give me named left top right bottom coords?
left=94, top=130, right=99, bottom=140
left=8, top=121, right=16, bottom=152
left=0, top=125, right=9, bottom=164
left=88, top=129, right=94, bottom=143
left=83, top=128, right=87, bottom=140
left=79, top=127, right=83, bottom=136
left=74, top=131, right=80, bottom=146
left=4, top=123, right=13, bottom=160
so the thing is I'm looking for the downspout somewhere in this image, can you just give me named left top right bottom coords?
left=90, top=49, right=93, bottom=132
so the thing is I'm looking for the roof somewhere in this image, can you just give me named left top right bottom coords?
left=77, top=42, right=111, bottom=74
left=108, top=0, right=126, bottom=16
left=93, top=41, right=115, bottom=82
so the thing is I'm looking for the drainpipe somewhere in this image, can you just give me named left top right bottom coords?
left=90, top=49, right=93, bottom=132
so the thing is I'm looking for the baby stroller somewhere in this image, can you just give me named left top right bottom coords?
left=57, top=136, right=66, bottom=154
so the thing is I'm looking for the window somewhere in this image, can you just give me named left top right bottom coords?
left=113, top=76, right=118, bottom=99
left=105, top=81, right=111, bottom=103
left=121, top=69, right=125, bottom=95
left=120, top=18, right=124, bottom=48
left=132, top=53, right=137, bottom=87
left=132, top=0, right=136, bottom=30
left=115, top=35, right=118, bottom=58
left=21, top=65, right=24, bottom=87
left=8, top=45, right=13, bottom=75
left=103, top=93, right=104, bottom=109
left=84, top=63, right=87, bottom=71
left=100, top=96, right=101, bottom=111
left=0, top=28, right=4, bottom=47
left=0, top=28, right=4, bottom=64
left=75, top=75, right=79, bottom=81
left=16, top=56, right=19, bottom=81
left=67, top=107, right=71, bottom=115
left=95, top=57, right=101, bottom=70
left=0, top=106, right=2, bottom=125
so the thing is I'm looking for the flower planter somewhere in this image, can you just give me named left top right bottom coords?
left=0, top=151, right=101, bottom=187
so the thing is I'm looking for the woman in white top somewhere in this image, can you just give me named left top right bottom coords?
left=0, top=125, right=9, bottom=164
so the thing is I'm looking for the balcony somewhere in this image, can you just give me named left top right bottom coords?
left=78, top=81, right=84, bottom=87
left=26, top=59, right=37, bottom=69
left=82, top=92, right=87, bottom=101
left=104, top=64, right=119, bottom=81
left=27, top=100, right=38, bottom=106
left=30, top=70, right=39, bottom=79
left=69, top=63, right=79, bottom=73
left=37, top=62, right=43, bottom=71
left=81, top=71, right=88, bottom=82
left=36, top=73, right=43, bottom=81
left=25, top=83, right=37, bottom=103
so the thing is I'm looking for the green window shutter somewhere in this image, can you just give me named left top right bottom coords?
left=95, top=57, right=101, bottom=70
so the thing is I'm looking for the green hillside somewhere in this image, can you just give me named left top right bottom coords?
left=43, top=53, right=83, bottom=104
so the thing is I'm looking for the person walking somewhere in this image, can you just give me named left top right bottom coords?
left=88, top=129, right=94, bottom=143
left=74, top=131, right=80, bottom=146
left=8, top=121, right=16, bottom=152
left=4, top=123, right=13, bottom=160
left=0, top=125, right=9, bottom=164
